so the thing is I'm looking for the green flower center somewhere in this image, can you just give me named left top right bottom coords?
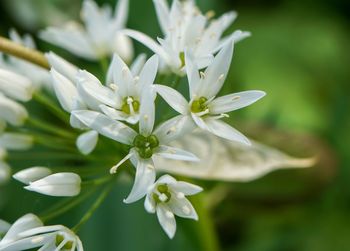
left=121, top=96, right=140, bottom=115
left=133, top=134, right=159, bottom=159
left=55, top=234, right=73, bottom=250
left=191, top=97, right=208, bottom=113
left=179, top=52, right=185, bottom=68
left=153, top=184, right=171, bottom=203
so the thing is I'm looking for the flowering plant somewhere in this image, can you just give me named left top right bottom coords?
left=0, top=0, right=314, bottom=249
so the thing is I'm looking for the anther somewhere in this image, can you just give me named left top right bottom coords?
left=232, top=96, right=241, bottom=101
left=177, top=192, right=185, bottom=199
left=182, top=206, right=191, bottom=215
left=200, top=71, right=206, bottom=79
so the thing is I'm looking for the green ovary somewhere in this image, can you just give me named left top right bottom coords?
left=191, top=97, right=208, bottom=113
left=121, top=96, right=140, bottom=114
left=55, top=234, right=73, bottom=250
left=133, top=134, right=159, bottom=159
left=153, top=184, right=171, bottom=203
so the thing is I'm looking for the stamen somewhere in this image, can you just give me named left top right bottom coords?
left=109, top=83, right=118, bottom=91
left=159, top=193, right=168, bottom=202
left=232, top=96, right=241, bottom=101
left=200, top=71, right=206, bottom=79
left=196, top=108, right=210, bottom=117
left=206, top=10, right=215, bottom=19
left=177, top=192, right=185, bottom=199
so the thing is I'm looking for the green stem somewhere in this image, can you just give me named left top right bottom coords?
left=27, top=117, right=75, bottom=139
left=34, top=93, right=70, bottom=123
left=191, top=193, right=220, bottom=251
left=170, top=75, right=182, bottom=90
left=40, top=188, right=97, bottom=223
left=72, top=183, right=113, bottom=232
left=99, top=57, right=109, bottom=75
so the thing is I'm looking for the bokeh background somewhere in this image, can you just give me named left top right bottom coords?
left=0, top=0, right=349, bottom=250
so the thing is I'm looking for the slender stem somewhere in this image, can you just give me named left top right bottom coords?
left=191, top=193, right=220, bottom=251
left=0, top=36, right=49, bottom=69
left=40, top=189, right=97, bottom=223
left=82, top=176, right=112, bottom=187
left=34, top=93, right=69, bottom=123
left=72, top=183, right=113, bottom=232
left=99, top=57, right=109, bottom=74
left=27, top=117, right=75, bottom=139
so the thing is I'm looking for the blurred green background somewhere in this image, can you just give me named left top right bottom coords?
left=0, top=0, right=349, bottom=250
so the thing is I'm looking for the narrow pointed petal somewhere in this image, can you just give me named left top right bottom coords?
left=191, top=113, right=209, bottom=131
left=0, top=69, right=33, bottom=102
left=0, top=133, right=33, bottom=150
left=168, top=197, right=198, bottom=220
left=205, top=119, right=250, bottom=145
left=144, top=194, right=156, bottom=213
left=114, top=0, right=129, bottom=28
left=0, top=95, right=28, bottom=126
left=45, top=52, right=78, bottom=82
left=153, top=0, right=170, bottom=34
left=76, top=130, right=98, bottom=155
left=1, top=214, right=43, bottom=245
left=170, top=181, right=203, bottom=196
left=124, top=159, right=156, bottom=203
left=184, top=51, right=200, bottom=98
left=25, top=172, right=81, bottom=197
left=72, top=110, right=137, bottom=145
left=212, top=30, right=251, bottom=54
left=139, top=87, right=155, bottom=135
left=155, top=85, right=188, bottom=115
left=156, top=204, right=176, bottom=239
left=155, top=145, right=199, bottom=162
left=13, top=167, right=52, bottom=185
left=130, top=53, right=146, bottom=76
left=209, top=90, right=266, bottom=114
left=201, top=42, right=234, bottom=98
left=50, top=69, right=78, bottom=112
left=121, top=29, right=169, bottom=62
left=154, top=115, right=195, bottom=144
left=0, top=219, right=10, bottom=235
left=138, top=55, right=159, bottom=89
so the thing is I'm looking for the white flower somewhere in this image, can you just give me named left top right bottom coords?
left=0, top=214, right=83, bottom=251
left=0, top=29, right=50, bottom=90
left=0, top=68, right=33, bottom=102
left=0, top=93, right=28, bottom=126
left=155, top=42, right=265, bottom=143
left=0, top=133, right=33, bottom=150
left=72, top=87, right=199, bottom=203
left=122, top=0, right=250, bottom=74
left=40, top=0, right=133, bottom=62
left=24, top=172, right=81, bottom=197
left=144, top=175, right=202, bottom=238
left=13, top=167, right=52, bottom=185
left=77, top=54, right=158, bottom=124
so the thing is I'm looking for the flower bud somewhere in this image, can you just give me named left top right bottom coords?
left=13, top=167, right=52, bottom=185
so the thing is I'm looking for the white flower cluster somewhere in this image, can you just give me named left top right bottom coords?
left=0, top=0, right=272, bottom=247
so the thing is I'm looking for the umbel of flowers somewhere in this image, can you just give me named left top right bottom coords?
left=0, top=0, right=312, bottom=249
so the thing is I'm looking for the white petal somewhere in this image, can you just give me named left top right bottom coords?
left=40, top=25, right=97, bottom=60
left=154, top=115, right=195, bottom=144
left=72, top=110, right=137, bottom=145
left=209, top=90, right=266, bottom=114
left=130, top=54, right=146, bottom=76
left=50, top=69, right=78, bottom=112
left=0, top=95, right=28, bottom=126
left=76, top=130, right=98, bottom=155
left=155, top=85, right=188, bottom=115
left=0, top=133, right=33, bottom=150
left=153, top=0, right=170, bottom=34
left=139, top=87, right=155, bottom=136
left=138, top=55, right=159, bottom=89
left=0, top=219, right=10, bottom=235
left=99, top=104, right=137, bottom=123
left=1, top=214, right=43, bottom=245
left=144, top=194, right=156, bottom=213
left=168, top=197, right=198, bottom=220
left=114, top=0, right=129, bottom=28
left=13, top=167, right=52, bottom=185
left=106, top=54, right=133, bottom=98
left=123, top=159, right=156, bottom=203
left=200, top=41, right=234, bottom=98
left=155, top=145, right=199, bottom=162
left=25, top=172, right=81, bottom=197
left=212, top=30, right=251, bottom=54
left=45, top=52, right=78, bottom=83
left=0, top=68, right=33, bottom=102
left=156, top=204, right=176, bottom=239
left=121, top=29, right=170, bottom=62
left=184, top=51, right=200, bottom=99
left=156, top=174, right=177, bottom=184
left=112, top=34, right=134, bottom=63
left=191, top=113, right=209, bottom=131
left=170, top=181, right=203, bottom=196
left=205, top=119, right=250, bottom=145
left=0, top=161, right=11, bottom=185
